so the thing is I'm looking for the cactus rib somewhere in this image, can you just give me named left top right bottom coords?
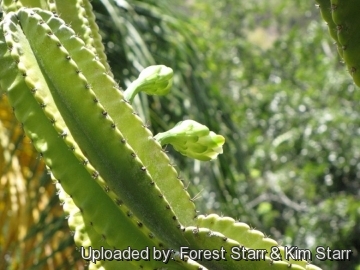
left=183, top=226, right=306, bottom=270
left=316, top=0, right=360, bottom=86
left=330, top=0, right=360, bottom=85
left=195, top=214, right=322, bottom=269
left=51, top=0, right=112, bottom=74
left=1, top=0, right=49, bottom=13
left=57, top=181, right=136, bottom=269
left=1, top=14, right=207, bottom=269
left=315, top=0, right=343, bottom=57
left=9, top=7, right=189, bottom=249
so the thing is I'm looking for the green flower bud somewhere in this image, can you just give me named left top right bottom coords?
left=124, top=65, right=173, bottom=103
left=154, top=120, right=225, bottom=161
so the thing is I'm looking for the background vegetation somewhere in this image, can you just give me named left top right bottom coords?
left=1, top=0, right=359, bottom=269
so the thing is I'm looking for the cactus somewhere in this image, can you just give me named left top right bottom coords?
left=0, top=1, right=322, bottom=269
left=315, top=0, right=360, bottom=86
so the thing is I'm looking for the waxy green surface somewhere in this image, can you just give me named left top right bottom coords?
left=183, top=226, right=307, bottom=270
left=316, top=0, right=360, bottom=86
left=195, top=214, right=319, bottom=269
left=33, top=8, right=196, bottom=228
left=1, top=12, right=161, bottom=255
left=13, top=8, right=188, bottom=249
left=315, top=0, right=343, bottom=57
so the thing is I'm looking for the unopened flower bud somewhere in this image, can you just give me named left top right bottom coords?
left=154, top=120, right=225, bottom=161
left=124, top=65, right=173, bottom=103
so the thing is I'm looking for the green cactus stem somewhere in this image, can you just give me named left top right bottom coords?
left=1, top=0, right=49, bottom=13
left=2, top=0, right=197, bottom=228
left=57, top=175, right=202, bottom=270
left=315, top=0, right=360, bottom=86
left=0, top=16, right=161, bottom=258
left=195, top=214, right=322, bottom=269
left=6, top=7, right=188, bottom=249
left=57, top=181, right=128, bottom=269
left=0, top=12, right=200, bottom=270
left=123, top=65, right=174, bottom=103
left=0, top=0, right=112, bottom=75
left=154, top=119, right=225, bottom=161
left=315, top=0, right=343, bottom=57
left=34, top=7, right=197, bottom=226
left=330, top=0, right=360, bottom=86
left=50, top=0, right=112, bottom=74
left=183, top=226, right=306, bottom=270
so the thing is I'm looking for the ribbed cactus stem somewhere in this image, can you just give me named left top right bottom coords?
left=316, top=0, right=360, bottom=86
left=8, top=8, right=186, bottom=248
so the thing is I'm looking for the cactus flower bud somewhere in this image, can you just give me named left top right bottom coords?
left=124, top=65, right=173, bottom=103
left=154, top=120, right=225, bottom=161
